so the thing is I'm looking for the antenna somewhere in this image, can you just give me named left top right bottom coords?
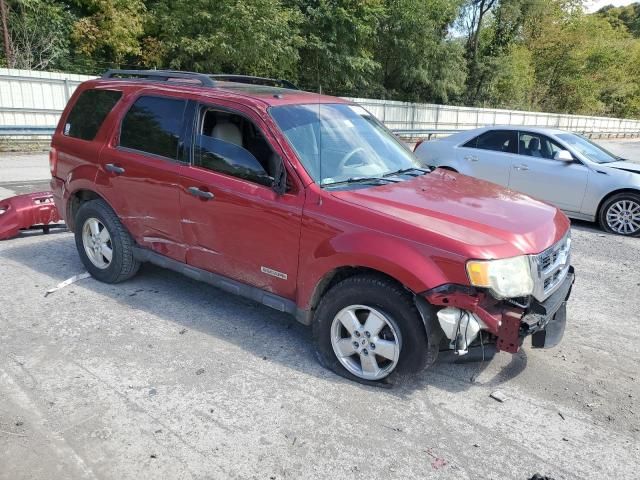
left=316, top=52, right=323, bottom=187
left=318, top=90, right=322, bottom=187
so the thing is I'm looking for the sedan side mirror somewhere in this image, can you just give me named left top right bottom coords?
left=554, top=150, right=574, bottom=162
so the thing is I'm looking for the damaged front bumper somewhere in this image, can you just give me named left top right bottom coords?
left=423, top=266, right=575, bottom=354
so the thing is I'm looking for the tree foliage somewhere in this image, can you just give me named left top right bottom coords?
left=1, top=0, right=640, bottom=118
left=598, top=2, right=640, bottom=37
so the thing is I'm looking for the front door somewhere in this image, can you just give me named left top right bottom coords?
left=179, top=101, right=304, bottom=299
left=99, top=93, right=189, bottom=261
left=509, top=131, right=588, bottom=213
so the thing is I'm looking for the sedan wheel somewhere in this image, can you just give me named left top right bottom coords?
left=605, top=199, right=640, bottom=236
left=82, top=217, right=113, bottom=269
left=330, top=305, right=401, bottom=381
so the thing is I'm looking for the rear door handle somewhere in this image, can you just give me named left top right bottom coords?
left=187, top=186, right=214, bottom=200
left=513, top=164, right=529, bottom=171
left=464, top=155, right=478, bottom=162
left=105, top=163, right=125, bottom=175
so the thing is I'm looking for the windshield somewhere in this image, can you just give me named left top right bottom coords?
left=270, top=103, right=420, bottom=185
left=557, top=133, right=620, bottom=164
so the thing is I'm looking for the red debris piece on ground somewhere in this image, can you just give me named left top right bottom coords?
left=0, top=191, right=62, bottom=240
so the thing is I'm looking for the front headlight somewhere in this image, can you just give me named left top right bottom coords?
left=466, top=256, right=534, bottom=299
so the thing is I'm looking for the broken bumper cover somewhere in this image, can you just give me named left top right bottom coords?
left=0, top=191, right=63, bottom=240
left=423, top=266, right=575, bottom=354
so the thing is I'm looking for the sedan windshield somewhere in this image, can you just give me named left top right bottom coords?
left=557, top=133, right=620, bottom=164
left=270, top=103, right=420, bottom=185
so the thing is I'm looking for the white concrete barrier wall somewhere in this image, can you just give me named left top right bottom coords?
left=1, top=69, right=639, bottom=137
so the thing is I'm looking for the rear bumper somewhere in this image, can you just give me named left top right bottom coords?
left=0, top=191, right=62, bottom=240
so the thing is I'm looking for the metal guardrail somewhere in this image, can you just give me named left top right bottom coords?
left=393, top=128, right=640, bottom=140
left=1, top=126, right=638, bottom=141
left=0, top=126, right=55, bottom=136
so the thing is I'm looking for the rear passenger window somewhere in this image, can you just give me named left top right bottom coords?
left=475, top=130, right=518, bottom=154
left=119, top=96, right=187, bottom=160
left=64, top=89, right=121, bottom=140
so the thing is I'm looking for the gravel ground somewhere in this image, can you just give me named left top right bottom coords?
left=1, top=141, right=639, bottom=479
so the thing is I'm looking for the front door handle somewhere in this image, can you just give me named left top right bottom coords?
left=105, top=163, right=125, bottom=175
left=464, top=155, right=478, bottom=162
left=513, top=164, right=529, bottom=171
left=187, top=186, right=214, bottom=200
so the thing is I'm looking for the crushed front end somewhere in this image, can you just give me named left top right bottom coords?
left=423, top=232, right=574, bottom=354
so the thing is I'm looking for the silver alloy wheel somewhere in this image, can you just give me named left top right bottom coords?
left=330, top=305, right=401, bottom=381
left=82, top=217, right=113, bottom=269
left=606, top=199, right=640, bottom=235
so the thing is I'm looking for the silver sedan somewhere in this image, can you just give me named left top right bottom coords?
left=414, top=126, right=640, bottom=236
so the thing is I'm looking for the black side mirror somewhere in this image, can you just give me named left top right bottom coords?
left=272, top=155, right=287, bottom=195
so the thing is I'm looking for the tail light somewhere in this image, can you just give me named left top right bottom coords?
left=49, top=147, right=58, bottom=177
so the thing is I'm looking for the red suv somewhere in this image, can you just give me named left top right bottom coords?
left=50, top=70, right=574, bottom=385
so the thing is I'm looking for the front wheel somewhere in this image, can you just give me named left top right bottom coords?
left=599, top=192, right=640, bottom=237
left=312, top=274, right=432, bottom=384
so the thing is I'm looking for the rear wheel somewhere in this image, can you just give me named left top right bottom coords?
left=74, top=199, right=140, bottom=283
left=313, top=274, right=431, bottom=384
left=599, top=192, right=640, bottom=237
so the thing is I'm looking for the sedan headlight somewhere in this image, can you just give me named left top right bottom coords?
left=466, top=256, right=534, bottom=299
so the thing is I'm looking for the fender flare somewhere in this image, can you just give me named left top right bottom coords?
left=298, top=230, right=462, bottom=311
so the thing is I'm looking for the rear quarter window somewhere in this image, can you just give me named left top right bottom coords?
left=64, top=89, right=122, bottom=140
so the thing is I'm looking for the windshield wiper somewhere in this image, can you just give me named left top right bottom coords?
left=383, top=167, right=432, bottom=177
left=323, top=176, right=401, bottom=187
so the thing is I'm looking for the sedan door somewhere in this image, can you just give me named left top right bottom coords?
left=455, top=129, right=519, bottom=187
left=509, top=131, right=588, bottom=213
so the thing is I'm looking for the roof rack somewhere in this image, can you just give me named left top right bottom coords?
left=101, top=69, right=299, bottom=90
left=102, top=69, right=216, bottom=87
left=210, top=74, right=299, bottom=90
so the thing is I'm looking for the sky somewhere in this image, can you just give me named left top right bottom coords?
left=585, top=0, right=638, bottom=12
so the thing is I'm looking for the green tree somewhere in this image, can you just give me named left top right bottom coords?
left=376, top=0, right=466, bottom=103
left=1, top=0, right=75, bottom=70
left=70, top=0, right=146, bottom=68
left=288, top=0, right=384, bottom=95
left=598, top=2, right=640, bottom=37
left=144, top=0, right=302, bottom=78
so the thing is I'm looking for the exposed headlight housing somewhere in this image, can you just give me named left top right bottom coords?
left=466, top=256, right=534, bottom=299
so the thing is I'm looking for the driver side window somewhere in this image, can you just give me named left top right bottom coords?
left=194, top=107, right=278, bottom=187
left=519, top=132, right=563, bottom=160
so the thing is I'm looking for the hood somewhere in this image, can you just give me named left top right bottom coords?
left=332, top=170, right=569, bottom=259
left=604, top=160, right=640, bottom=174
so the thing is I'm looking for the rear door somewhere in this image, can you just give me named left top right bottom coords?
left=99, top=93, right=189, bottom=261
left=178, top=100, right=304, bottom=299
left=509, top=131, right=588, bottom=212
left=455, top=129, right=518, bottom=186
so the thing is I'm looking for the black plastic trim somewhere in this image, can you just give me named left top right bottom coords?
left=133, top=247, right=300, bottom=318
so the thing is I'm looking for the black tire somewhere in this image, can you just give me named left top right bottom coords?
left=598, top=192, right=640, bottom=237
left=74, top=199, right=141, bottom=283
left=312, top=274, right=432, bottom=385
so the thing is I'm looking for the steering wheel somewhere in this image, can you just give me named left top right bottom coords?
left=337, top=147, right=367, bottom=171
